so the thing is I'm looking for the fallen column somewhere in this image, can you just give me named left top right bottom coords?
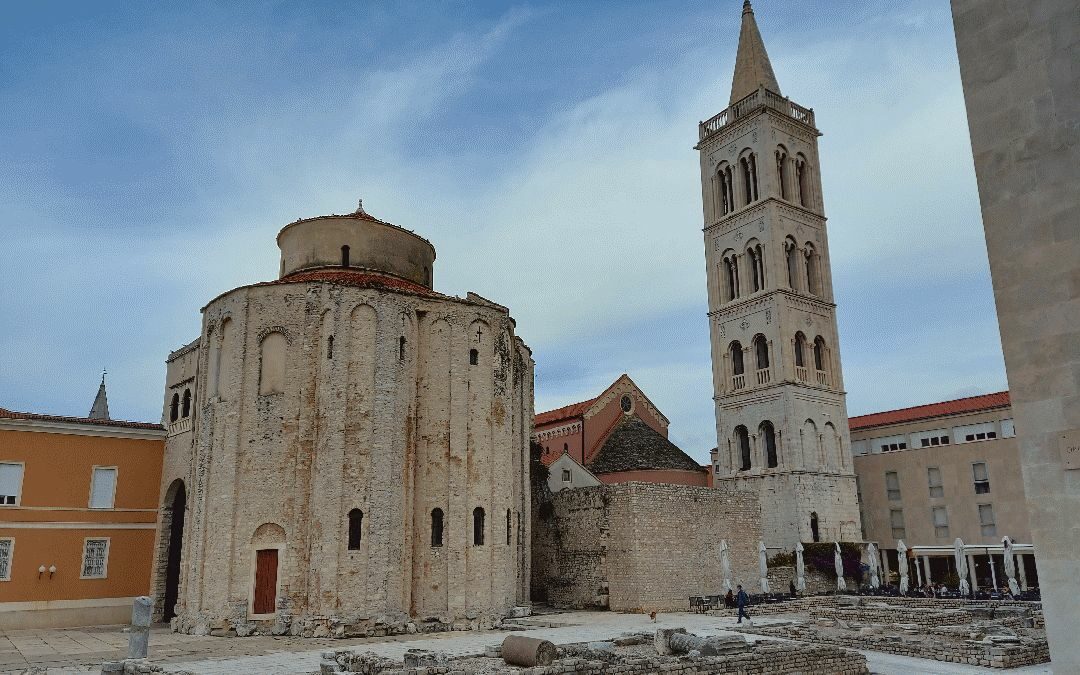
left=502, top=635, right=557, bottom=666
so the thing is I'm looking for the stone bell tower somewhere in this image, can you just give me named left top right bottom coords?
left=700, top=1, right=862, bottom=549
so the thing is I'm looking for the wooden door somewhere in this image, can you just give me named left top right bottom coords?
left=253, top=549, right=278, bottom=614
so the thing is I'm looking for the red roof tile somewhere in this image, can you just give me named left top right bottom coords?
left=849, top=391, right=1010, bottom=431
left=262, top=269, right=443, bottom=298
left=535, top=397, right=596, bottom=427
left=0, top=407, right=164, bottom=431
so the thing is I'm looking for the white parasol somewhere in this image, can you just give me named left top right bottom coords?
left=759, top=541, right=771, bottom=593
left=795, top=542, right=807, bottom=592
left=955, top=538, right=971, bottom=595
left=1002, top=536, right=1021, bottom=596
left=720, top=539, right=733, bottom=592
left=834, top=542, right=847, bottom=591
left=897, top=539, right=910, bottom=594
left=867, top=542, right=881, bottom=589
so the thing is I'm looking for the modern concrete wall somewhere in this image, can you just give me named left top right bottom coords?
left=951, top=0, right=1079, bottom=668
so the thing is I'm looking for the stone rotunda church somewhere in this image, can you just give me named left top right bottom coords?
left=152, top=204, right=534, bottom=636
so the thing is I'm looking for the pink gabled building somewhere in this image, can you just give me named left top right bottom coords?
left=533, top=375, right=708, bottom=487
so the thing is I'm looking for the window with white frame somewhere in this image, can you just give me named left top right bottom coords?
left=978, top=504, right=996, bottom=537
left=81, top=538, right=110, bottom=578
left=562, top=469, right=571, bottom=483
left=850, top=439, right=869, bottom=456
left=885, top=471, right=901, bottom=501
left=912, top=428, right=951, bottom=448
left=889, top=509, right=905, bottom=540
left=972, top=462, right=990, bottom=494
left=873, top=434, right=907, bottom=453
left=1000, top=419, right=1016, bottom=438
left=932, top=506, right=950, bottom=538
left=927, top=466, right=944, bottom=498
left=953, top=422, right=997, bottom=443
left=89, top=467, right=117, bottom=509
left=0, top=463, right=24, bottom=506
left=0, top=538, right=12, bottom=580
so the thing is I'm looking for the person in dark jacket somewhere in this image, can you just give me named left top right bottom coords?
left=789, top=579, right=797, bottom=598
left=725, top=589, right=735, bottom=608
left=736, top=584, right=750, bottom=623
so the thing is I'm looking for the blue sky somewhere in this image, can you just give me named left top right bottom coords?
left=0, top=1, right=1007, bottom=461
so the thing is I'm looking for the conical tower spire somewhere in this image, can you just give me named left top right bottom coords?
left=89, top=370, right=110, bottom=420
left=729, top=0, right=781, bottom=105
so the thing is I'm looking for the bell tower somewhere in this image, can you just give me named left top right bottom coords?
left=700, top=1, right=862, bottom=549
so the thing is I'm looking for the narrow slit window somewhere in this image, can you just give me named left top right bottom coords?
left=431, top=508, right=444, bottom=547
left=399, top=336, right=406, bottom=361
left=469, top=349, right=478, bottom=365
left=473, top=507, right=485, bottom=546
left=506, top=509, right=512, bottom=545
left=341, top=245, right=350, bottom=267
left=327, top=335, right=334, bottom=360
left=347, top=509, right=363, bottom=550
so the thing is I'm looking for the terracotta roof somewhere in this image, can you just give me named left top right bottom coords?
left=849, top=391, right=1011, bottom=431
left=260, top=269, right=444, bottom=298
left=0, top=406, right=164, bottom=431
left=534, top=397, right=596, bottom=427
left=588, top=416, right=705, bottom=475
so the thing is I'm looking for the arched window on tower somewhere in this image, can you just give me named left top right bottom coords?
left=169, top=393, right=179, bottom=422
left=776, top=147, right=789, bottom=200
left=754, top=335, right=769, bottom=370
left=748, top=244, right=764, bottom=292
left=181, top=388, right=191, bottom=418
left=341, top=245, right=350, bottom=267
left=431, top=508, right=444, bottom=547
left=473, top=507, right=485, bottom=546
left=735, top=425, right=751, bottom=471
left=794, top=332, right=808, bottom=382
left=814, top=336, right=829, bottom=386
left=761, top=421, right=778, bottom=468
left=717, top=164, right=734, bottom=216
left=729, top=341, right=745, bottom=388
left=796, top=154, right=811, bottom=207
left=804, top=244, right=820, bottom=296
left=347, top=508, right=363, bottom=550
left=723, top=254, right=740, bottom=302
left=739, top=152, right=759, bottom=205
left=785, top=237, right=799, bottom=290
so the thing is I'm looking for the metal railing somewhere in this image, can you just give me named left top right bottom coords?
left=699, top=87, right=816, bottom=141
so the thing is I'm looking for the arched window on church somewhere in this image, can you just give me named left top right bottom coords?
left=169, top=393, right=179, bottom=423
left=181, top=388, right=191, bottom=418
left=736, top=425, right=751, bottom=471
left=469, top=348, right=478, bottom=366
left=473, top=507, right=485, bottom=546
left=730, top=341, right=745, bottom=378
left=810, top=512, right=820, bottom=542
left=796, top=154, right=811, bottom=207
left=399, top=336, right=406, bottom=361
left=754, top=335, right=769, bottom=371
left=761, top=421, right=778, bottom=468
left=794, top=332, right=808, bottom=382
left=804, top=244, right=820, bottom=296
left=785, top=237, right=799, bottom=290
left=431, top=508, right=444, bottom=547
left=347, top=508, right=363, bottom=550
left=814, top=336, right=829, bottom=386
left=776, top=147, right=789, bottom=200
left=259, top=331, right=287, bottom=396
left=327, top=335, right=334, bottom=360
left=341, top=245, right=350, bottom=267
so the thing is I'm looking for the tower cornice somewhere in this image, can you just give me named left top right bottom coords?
left=704, top=197, right=826, bottom=235
left=706, top=288, right=836, bottom=319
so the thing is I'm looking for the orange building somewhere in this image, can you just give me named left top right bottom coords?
left=534, top=375, right=708, bottom=487
left=0, top=381, right=165, bottom=628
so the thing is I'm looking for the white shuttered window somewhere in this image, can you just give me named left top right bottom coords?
left=89, top=467, right=117, bottom=509
left=0, top=464, right=24, bottom=506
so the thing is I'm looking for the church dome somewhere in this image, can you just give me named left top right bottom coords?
left=276, top=201, right=436, bottom=288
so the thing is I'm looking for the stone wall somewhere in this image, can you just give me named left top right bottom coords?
left=532, top=482, right=761, bottom=612
left=766, top=565, right=853, bottom=596
left=813, top=606, right=973, bottom=628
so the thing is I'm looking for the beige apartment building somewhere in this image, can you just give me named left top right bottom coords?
left=850, top=392, right=1038, bottom=591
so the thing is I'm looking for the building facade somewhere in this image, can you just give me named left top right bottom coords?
left=850, top=392, right=1038, bottom=590
left=0, top=386, right=165, bottom=629
left=154, top=202, right=534, bottom=637
left=534, top=375, right=708, bottom=487
left=952, top=0, right=1080, bottom=667
left=702, top=1, right=861, bottom=549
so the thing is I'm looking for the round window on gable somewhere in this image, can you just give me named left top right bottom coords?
left=620, top=395, right=632, bottom=414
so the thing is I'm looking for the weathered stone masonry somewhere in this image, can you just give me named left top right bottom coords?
left=532, top=482, right=762, bottom=612
left=153, top=206, right=534, bottom=636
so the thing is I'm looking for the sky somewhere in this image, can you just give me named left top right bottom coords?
left=0, top=0, right=1008, bottom=462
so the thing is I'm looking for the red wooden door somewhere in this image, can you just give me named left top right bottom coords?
left=253, top=549, right=278, bottom=614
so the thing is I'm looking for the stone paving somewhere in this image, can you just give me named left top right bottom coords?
left=0, top=611, right=1057, bottom=675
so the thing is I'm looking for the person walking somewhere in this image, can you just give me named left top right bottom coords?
left=789, top=579, right=797, bottom=598
left=736, top=584, right=751, bottom=624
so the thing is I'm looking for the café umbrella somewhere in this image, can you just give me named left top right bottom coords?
left=897, top=539, right=910, bottom=594
left=955, top=538, right=971, bottom=595
left=834, top=542, right=847, bottom=591
left=720, top=539, right=733, bottom=592
left=867, top=542, right=881, bottom=589
left=759, top=541, right=771, bottom=593
left=1002, top=536, right=1021, bottom=596
left=795, top=542, right=807, bottom=592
